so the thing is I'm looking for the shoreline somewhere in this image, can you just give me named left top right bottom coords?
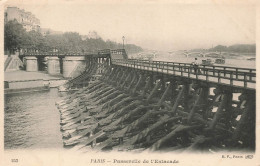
left=4, top=70, right=68, bottom=94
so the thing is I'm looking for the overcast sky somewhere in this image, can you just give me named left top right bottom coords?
left=4, top=0, right=256, bottom=51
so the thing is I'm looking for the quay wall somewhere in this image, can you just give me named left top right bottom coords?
left=7, top=79, right=46, bottom=89
left=63, top=56, right=86, bottom=78
left=5, top=79, right=67, bottom=90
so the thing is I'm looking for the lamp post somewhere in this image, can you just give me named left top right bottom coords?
left=122, top=36, right=125, bottom=49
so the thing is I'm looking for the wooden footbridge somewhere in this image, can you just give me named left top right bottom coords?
left=56, top=49, right=255, bottom=152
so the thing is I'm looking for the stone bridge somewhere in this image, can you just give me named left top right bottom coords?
left=19, top=49, right=126, bottom=78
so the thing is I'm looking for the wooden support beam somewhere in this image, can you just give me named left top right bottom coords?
left=187, top=87, right=209, bottom=124
left=116, top=70, right=127, bottom=86
left=158, top=82, right=172, bottom=106
left=149, top=124, right=203, bottom=151
left=128, top=116, right=182, bottom=146
left=232, top=93, right=255, bottom=145
left=120, top=72, right=132, bottom=88
left=141, top=77, right=151, bottom=98
left=171, top=85, right=186, bottom=115
left=132, top=74, right=143, bottom=94
left=183, top=84, right=191, bottom=112
left=147, top=80, right=161, bottom=103
left=208, top=92, right=229, bottom=130
left=126, top=73, right=137, bottom=92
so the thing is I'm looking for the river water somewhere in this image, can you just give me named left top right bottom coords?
left=4, top=88, right=65, bottom=150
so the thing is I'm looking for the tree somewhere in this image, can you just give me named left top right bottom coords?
left=209, top=45, right=227, bottom=52
left=4, top=21, right=143, bottom=55
left=208, top=44, right=256, bottom=53
left=24, top=30, right=46, bottom=51
left=63, top=32, right=82, bottom=52
left=4, top=20, right=27, bottom=54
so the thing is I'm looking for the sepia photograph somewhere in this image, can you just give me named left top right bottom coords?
left=1, top=0, right=259, bottom=165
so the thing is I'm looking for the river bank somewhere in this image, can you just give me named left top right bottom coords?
left=4, top=70, right=68, bottom=94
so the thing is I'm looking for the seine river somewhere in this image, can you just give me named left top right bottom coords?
left=4, top=88, right=65, bottom=150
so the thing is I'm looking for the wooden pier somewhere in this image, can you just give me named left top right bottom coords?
left=34, top=49, right=255, bottom=152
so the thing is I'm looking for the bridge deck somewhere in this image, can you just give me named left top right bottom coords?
left=19, top=49, right=115, bottom=58
left=112, top=59, right=256, bottom=90
left=19, top=49, right=256, bottom=90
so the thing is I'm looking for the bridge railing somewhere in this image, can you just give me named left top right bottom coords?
left=112, top=59, right=256, bottom=89
left=98, top=49, right=111, bottom=55
left=111, top=49, right=128, bottom=59
left=20, top=49, right=126, bottom=57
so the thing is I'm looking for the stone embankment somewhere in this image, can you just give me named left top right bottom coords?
left=4, top=71, right=67, bottom=94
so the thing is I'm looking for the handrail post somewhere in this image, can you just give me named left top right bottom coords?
left=173, top=63, right=176, bottom=75
left=230, top=71, right=233, bottom=86
left=188, top=67, right=190, bottom=78
left=218, top=71, right=221, bottom=83
left=249, top=69, right=252, bottom=81
left=206, top=70, right=209, bottom=82
left=167, top=62, right=169, bottom=74
left=157, top=62, right=159, bottom=72
left=244, top=73, right=247, bottom=88
left=162, top=61, right=164, bottom=73
left=236, top=68, right=238, bottom=80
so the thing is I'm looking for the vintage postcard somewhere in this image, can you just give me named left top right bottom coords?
left=0, top=0, right=259, bottom=165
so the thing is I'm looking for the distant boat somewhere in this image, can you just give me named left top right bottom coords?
left=215, top=58, right=225, bottom=64
left=202, top=59, right=214, bottom=65
left=247, top=57, right=255, bottom=61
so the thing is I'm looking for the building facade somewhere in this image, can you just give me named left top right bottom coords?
left=5, top=7, right=40, bottom=32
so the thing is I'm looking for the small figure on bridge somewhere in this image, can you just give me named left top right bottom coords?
left=192, top=58, right=201, bottom=74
